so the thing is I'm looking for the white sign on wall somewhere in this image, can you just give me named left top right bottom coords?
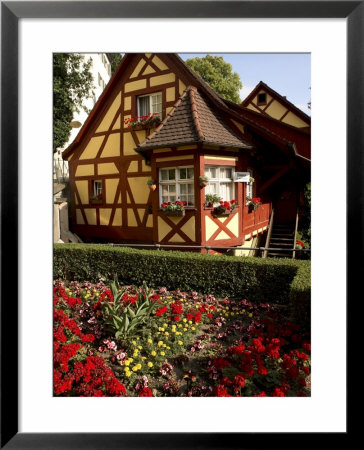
left=234, top=172, right=251, bottom=182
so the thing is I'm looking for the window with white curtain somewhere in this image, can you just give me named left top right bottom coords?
left=204, top=166, right=235, bottom=201
left=137, top=92, right=162, bottom=118
left=159, top=167, right=195, bottom=206
left=93, top=180, right=103, bottom=196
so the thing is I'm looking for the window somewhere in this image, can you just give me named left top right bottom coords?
left=159, top=167, right=195, bottom=207
left=138, top=92, right=162, bottom=119
left=204, top=166, right=235, bottom=201
left=246, top=169, right=254, bottom=201
left=257, top=92, right=267, bottom=105
left=93, top=180, right=103, bottom=196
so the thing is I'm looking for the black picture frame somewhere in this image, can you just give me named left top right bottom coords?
left=1, top=1, right=358, bottom=448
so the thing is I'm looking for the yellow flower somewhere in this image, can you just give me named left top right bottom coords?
left=138, top=345, right=142, bottom=350
left=166, top=346, right=170, bottom=350
left=188, top=320, right=192, bottom=324
left=147, top=339, right=153, bottom=344
left=132, top=365, right=139, bottom=372
left=163, top=323, right=168, bottom=328
left=147, top=362, right=153, bottom=368
left=160, top=351, right=165, bottom=356
left=183, top=328, right=187, bottom=332
left=141, top=356, right=146, bottom=360
left=132, top=341, right=137, bottom=346
left=136, top=363, right=142, bottom=370
left=125, top=371, right=132, bottom=377
left=158, top=341, right=164, bottom=346
left=128, top=358, right=134, bottom=363
left=158, top=327, right=165, bottom=332
left=178, top=324, right=182, bottom=328
left=151, top=351, right=157, bottom=356
left=178, top=341, right=183, bottom=345
left=164, top=332, right=169, bottom=336
left=124, top=360, right=130, bottom=366
left=249, top=313, right=253, bottom=318
left=183, top=318, right=187, bottom=323
left=191, top=327, right=196, bottom=331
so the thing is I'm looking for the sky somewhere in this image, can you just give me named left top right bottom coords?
left=179, top=53, right=311, bottom=116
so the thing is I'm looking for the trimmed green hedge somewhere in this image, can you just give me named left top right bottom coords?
left=53, top=244, right=310, bottom=314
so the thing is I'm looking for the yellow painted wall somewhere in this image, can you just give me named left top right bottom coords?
left=80, top=136, right=104, bottom=160
left=96, top=94, right=121, bottom=133
left=282, top=111, right=308, bottom=128
left=150, top=73, right=175, bottom=87
left=124, top=79, right=147, bottom=93
left=75, top=180, right=89, bottom=204
left=76, top=209, right=84, bottom=225
left=99, top=209, right=112, bottom=226
left=112, top=209, right=122, bottom=226
left=152, top=55, right=169, bottom=71
left=142, top=65, right=156, bottom=76
left=158, top=216, right=172, bottom=241
left=105, top=178, right=119, bottom=204
left=180, top=216, right=195, bottom=241
left=265, top=101, right=287, bottom=120
left=130, top=58, right=146, bottom=78
left=100, top=133, right=120, bottom=157
left=84, top=209, right=97, bottom=225
left=225, top=212, right=239, bottom=237
left=205, top=216, right=219, bottom=241
left=128, top=177, right=150, bottom=203
left=97, top=163, right=119, bottom=175
left=75, top=164, right=94, bottom=177
left=127, top=209, right=139, bottom=227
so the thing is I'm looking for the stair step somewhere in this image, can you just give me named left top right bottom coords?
left=270, top=243, right=294, bottom=247
left=270, top=237, right=294, bottom=241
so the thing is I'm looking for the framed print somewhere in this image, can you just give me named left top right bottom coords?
left=1, top=1, right=359, bottom=448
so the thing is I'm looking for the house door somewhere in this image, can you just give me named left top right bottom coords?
left=274, top=189, right=297, bottom=223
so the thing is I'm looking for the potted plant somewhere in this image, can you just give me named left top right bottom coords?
left=205, top=193, right=222, bottom=208
left=90, top=193, right=103, bottom=204
left=199, top=175, right=209, bottom=188
left=161, top=200, right=187, bottom=217
left=147, top=179, right=157, bottom=191
left=124, top=113, right=161, bottom=131
left=246, top=196, right=261, bottom=212
left=146, top=202, right=153, bottom=214
left=213, top=200, right=237, bottom=217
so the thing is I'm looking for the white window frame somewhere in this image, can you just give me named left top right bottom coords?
left=137, top=92, right=162, bottom=119
left=93, top=180, right=103, bottom=196
left=246, top=169, right=254, bottom=203
left=159, top=166, right=195, bottom=207
left=204, top=165, right=235, bottom=202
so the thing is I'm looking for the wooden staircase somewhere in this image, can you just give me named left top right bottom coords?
left=266, top=222, right=296, bottom=258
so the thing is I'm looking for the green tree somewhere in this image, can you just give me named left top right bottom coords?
left=106, top=53, right=124, bottom=75
left=185, top=54, right=242, bottom=103
left=53, top=53, right=94, bottom=152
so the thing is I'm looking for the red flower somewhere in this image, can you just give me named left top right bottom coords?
left=234, top=374, right=246, bottom=388
left=213, top=357, right=230, bottom=369
left=155, top=306, right=168, bottom=316
left=138, top=387, right=153, bottom=397
left=173, top=315, right=180, bottom=322
left=272, top=387, right=285, bottom=397
left=213, top=384, right=230, bottom=397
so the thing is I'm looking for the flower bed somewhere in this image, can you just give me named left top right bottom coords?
left=53, top=279, right=311, bottom=397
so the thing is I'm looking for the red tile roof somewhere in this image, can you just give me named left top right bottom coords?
left=137, top=86, right=252, bottom=152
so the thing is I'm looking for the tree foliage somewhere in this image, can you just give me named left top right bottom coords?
left=185, top=55, right=242, bottom=103
left=53, top=53, right=94, bottom=151
left=106, top=53, right=124, bottom=75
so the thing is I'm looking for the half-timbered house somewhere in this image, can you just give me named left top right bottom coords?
left=62, top=53, right=310, bottom=255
